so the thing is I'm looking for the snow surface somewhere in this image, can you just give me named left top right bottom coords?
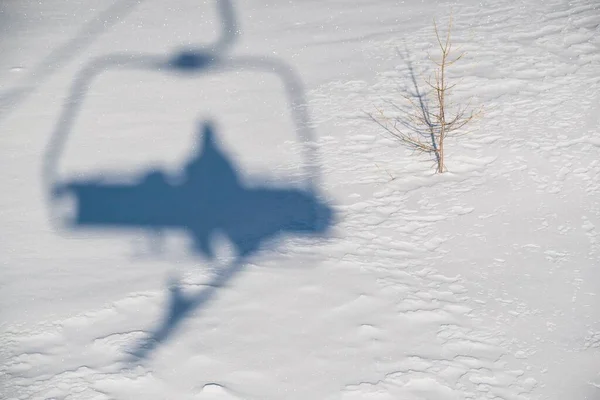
left=1, top=0, right=600, bottom=399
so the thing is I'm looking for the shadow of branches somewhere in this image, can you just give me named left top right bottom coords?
left=367, top=45, right=441, bottom=168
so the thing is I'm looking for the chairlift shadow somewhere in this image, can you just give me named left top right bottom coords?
left=44, top=0, right=334, bottom=362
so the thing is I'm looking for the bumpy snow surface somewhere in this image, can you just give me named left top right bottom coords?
left=1, top=0, right=600, bottom=399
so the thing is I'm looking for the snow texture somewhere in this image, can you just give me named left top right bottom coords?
left=1, top=0, right=600, bottom=399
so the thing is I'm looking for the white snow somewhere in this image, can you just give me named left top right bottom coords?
left=1, top=0, right=600, bottom=399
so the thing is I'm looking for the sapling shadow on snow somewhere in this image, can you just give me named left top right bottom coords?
left=44, top=0, right=334, bottom=363
left=372, top=45, right=442, bottom=170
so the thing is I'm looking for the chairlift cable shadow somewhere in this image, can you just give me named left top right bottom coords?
left=0, top=0, right=145, bottom=122
left=0, top=0, right=238, bottom=123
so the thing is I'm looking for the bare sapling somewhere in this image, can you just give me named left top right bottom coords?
left=369, top=15, right=480, bottom=173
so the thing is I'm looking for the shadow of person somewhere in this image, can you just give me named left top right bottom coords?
left=55, top=121, right=333, bottom=259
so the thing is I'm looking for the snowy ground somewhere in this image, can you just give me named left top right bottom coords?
left=1, top=0, right=600, bottom=399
